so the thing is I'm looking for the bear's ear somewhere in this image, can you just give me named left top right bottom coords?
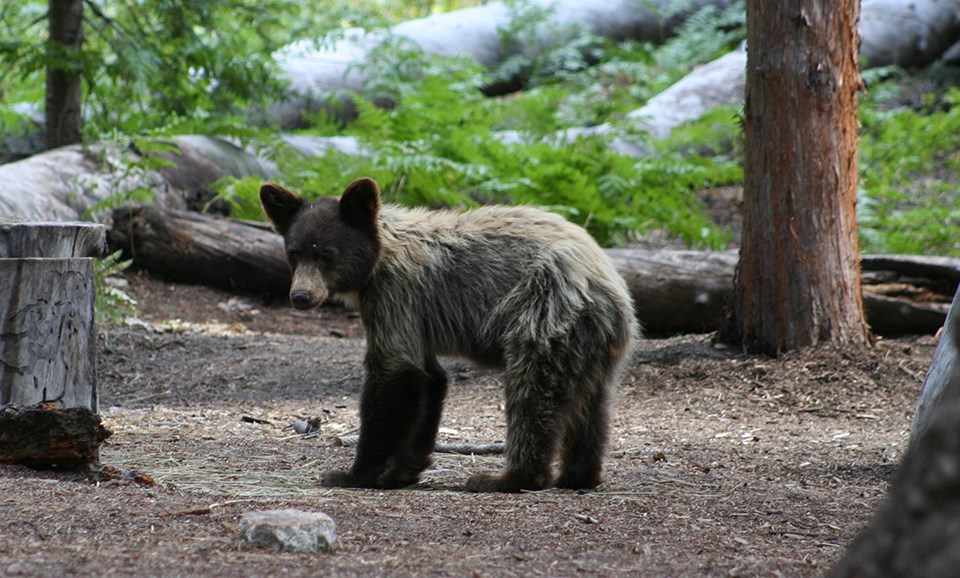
left=260, top=183, right=305, bottom=236
left=340, top=178, right=381, bottom=230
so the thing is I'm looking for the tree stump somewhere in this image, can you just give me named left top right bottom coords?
left=0, top=221, right=105, bottom=410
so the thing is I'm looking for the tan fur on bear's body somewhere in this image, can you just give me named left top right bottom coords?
left=261, top=178, right=638, bottom=492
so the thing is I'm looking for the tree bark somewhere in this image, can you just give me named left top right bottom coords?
left=45, top=0, right=84, bottom=149
left=0, top=404, right=111, bottom=467
left=0, top=258, right=98, bottom=409
left=0, top=223, right=105, bottom=410
left=720, top=0, right=870, bottom=354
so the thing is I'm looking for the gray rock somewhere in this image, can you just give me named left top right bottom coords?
left=239, top=509, right=337, bottom=554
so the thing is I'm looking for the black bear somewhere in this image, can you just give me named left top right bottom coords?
left=261, top=178, right=637, bottom=492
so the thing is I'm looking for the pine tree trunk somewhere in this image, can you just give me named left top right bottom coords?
left=721, top=0, right=870, bottom=354
left=45, top=0, right=84, bottom=149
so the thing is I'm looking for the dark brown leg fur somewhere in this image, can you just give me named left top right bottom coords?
left=322, top=361, right=430, bottom=489
left=466, top=346, right=568, bottom=493
left=555, top=386, right=609, bottom=489
left=378, top=356, right=448, bottom=488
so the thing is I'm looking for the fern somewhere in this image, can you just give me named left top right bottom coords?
left=94, top=250, right=137, bottom=325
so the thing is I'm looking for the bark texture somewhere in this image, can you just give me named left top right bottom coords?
left=722, top=0, right=870, bottom=354
left=109, top=206, right=291, bottom=297
left=45, top=0, right=84, bottom=149
left=0, top=223, right=105, bottom=410
left=0, top=258, right=97, bottom=409
left=0, top=404, right=111, bottom=466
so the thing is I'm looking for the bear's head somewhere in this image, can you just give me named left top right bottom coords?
left=260, top=178, right=382, bottom=309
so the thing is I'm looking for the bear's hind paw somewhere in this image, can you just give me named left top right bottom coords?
left=465, top=472, right=550, bottom=493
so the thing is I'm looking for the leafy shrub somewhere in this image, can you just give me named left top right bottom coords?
left=858, top=87, right=960, bottom=255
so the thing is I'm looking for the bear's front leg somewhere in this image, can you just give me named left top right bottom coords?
left=321, top=359, right=432, bottom=489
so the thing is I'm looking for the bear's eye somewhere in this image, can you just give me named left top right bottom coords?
left=314, top=247, right=336, bottom=264
left=287, top=249, right=301, bottom=264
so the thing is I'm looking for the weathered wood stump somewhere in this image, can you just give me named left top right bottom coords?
left=0, top=221, right=105, bottom=410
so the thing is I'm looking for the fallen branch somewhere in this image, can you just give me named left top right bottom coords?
left=334, top=434, right=504, bottom=455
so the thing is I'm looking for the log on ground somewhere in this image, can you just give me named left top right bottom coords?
left=0, top=403, right=111, bottom=467
left=109, top=205, right=291, bottom=298
left=108, top=207, right=958, bottom=337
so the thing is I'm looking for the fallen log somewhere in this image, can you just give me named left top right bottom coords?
left=0, top=136, right=277, bottom=222
left=0, top=403, right=112, bottom=467
left=271, top=0, right=735, bottom=127
left=109, top=205, right=290, bottom=298
left=108, top=205, right=957, bottom=337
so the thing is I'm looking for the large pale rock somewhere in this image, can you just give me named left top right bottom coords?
left=239, top=509, right=337, bottom=554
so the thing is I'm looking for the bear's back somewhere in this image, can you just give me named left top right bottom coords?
left=362, top=204, right=634, bottom=366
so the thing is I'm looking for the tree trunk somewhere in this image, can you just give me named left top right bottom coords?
left=720, top=0, right=870, bottom=354
left=45, top=0, right=84, bottom=149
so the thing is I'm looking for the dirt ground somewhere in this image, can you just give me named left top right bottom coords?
left=0, top=269, right=936, bottom=577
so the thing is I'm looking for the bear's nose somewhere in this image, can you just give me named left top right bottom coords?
left=290, top=290, right=313, bottom=309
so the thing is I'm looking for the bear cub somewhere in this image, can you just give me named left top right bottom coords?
left=261, top=178, right=637, bottom=492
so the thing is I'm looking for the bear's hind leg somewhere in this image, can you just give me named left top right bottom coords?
left=379, top=356, right=448, bottom=488
left=466, top=353, right=567, bottom=493
left=555, top=384, right=610, bottom=490
left=322, top=360, right=430, bottom=489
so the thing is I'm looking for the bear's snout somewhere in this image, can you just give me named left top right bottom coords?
left=290, top=290, right=316, bottom=309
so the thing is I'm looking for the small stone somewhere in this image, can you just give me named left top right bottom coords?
left=239, top=509, right=337, bottom=553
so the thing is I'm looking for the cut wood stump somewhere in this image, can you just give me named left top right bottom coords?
left=0, top=403, right=112, bottom=466
left=1, top=221, right=105, bottom=410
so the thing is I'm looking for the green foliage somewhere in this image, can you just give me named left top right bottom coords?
left=487, top=0, right=601, bottom=90
left=94, top=250, right=137, bottom=325
left=81, top=137, right=178, bottom=218
left=221, top=68, right=739, bottom=248
left=858, top=87, right=960, bottom=255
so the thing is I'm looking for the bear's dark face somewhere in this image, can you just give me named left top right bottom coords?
left=260, top=178, right=382, bottom=309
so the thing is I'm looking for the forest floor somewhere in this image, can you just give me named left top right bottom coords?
left=0, top=269, right=935, bottom=577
